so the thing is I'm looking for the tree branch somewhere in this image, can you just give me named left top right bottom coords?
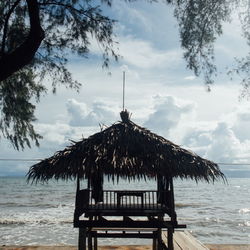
left=1, top=0, right=22, bottom=55
left=0, top=0, right=45, bottom=82
left=38, top=1, right=108, bottom=23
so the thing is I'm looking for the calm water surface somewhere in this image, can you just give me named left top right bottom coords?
left=0, top=177, right=249, bottom=245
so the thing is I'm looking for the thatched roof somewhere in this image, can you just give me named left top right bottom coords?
left=27, top=111, right=225, bottom=183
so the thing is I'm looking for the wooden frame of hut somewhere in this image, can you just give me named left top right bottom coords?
left=73, top=170, right=181, bottom=250
left=27, top=110, right=225, bottom=250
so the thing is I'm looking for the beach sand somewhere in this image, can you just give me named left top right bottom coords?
left=0, top=246, right=151, bottom=250
left=1, top=245, right=250, bottom=250
left=206, top=244, right=250, bottom=250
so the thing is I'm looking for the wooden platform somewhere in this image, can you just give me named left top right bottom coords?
left=76, top=214, right=186, bottom=249
left=84, top=204, right=169, bottom=217
left=162, top=231, right=209, bottom=250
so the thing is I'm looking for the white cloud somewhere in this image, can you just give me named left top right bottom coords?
left=118, top=36, right=182, bottom=69
left=66, top=99, right=89, bottom=126
left=112, top=1, right=153, bottom=33
left=66, top=99, right=117, bottom=127
left=88, top=32, right=182, bottom=70
left=232, top=108, right=250, bottom=142
left=123, top=6, right=151, bottom=32
left=204, top=122, right=243, bottom=163
left=140, top=93, right=250, bottom=168
left=144, top=95, right=195, bottom=137
left=36, top=122, right=74, bottom=145
left=182, top=129, right=212, bottom=148
left=180, top=111, right=250, bottom=166
left=184, top=75, right=196, bottom=81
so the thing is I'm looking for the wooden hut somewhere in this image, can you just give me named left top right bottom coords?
left=27, top=110, right=225, bottom=250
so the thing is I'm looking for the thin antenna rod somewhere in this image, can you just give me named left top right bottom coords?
left=122, top=71, right=125, bottom=111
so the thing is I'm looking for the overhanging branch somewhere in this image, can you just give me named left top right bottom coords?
left=1, top=0, right=22, bottom=55
left=0, top=0, right=45, bottom=82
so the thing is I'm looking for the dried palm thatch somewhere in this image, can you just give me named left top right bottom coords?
left=27, top=110, right=225, bottom=183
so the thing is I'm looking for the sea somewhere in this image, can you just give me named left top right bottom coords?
left=0, top=176, right=249, bottom=246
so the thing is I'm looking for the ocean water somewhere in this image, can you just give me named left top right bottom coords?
left=0, top=176, right=249, bottom=246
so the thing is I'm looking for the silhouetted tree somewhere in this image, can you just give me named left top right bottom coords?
left=0, top=0, right=249, bottom=149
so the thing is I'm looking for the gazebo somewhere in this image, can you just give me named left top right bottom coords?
left=27, top=110, right=225, bottom=250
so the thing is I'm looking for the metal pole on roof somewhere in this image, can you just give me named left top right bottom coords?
left=123, top=71, right=125, bottom=111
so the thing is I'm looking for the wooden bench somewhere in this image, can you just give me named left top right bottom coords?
left=116, top=190, right=145, bottom=208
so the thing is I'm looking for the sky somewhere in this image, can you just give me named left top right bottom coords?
left=0, top=1, right=250, bottom=177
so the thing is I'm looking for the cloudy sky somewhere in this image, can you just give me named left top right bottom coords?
left=1, top=1, right=250, bottom=177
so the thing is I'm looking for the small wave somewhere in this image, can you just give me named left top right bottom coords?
left=176, top=203, right=201, bottom=208
left=239, top=208, right=250, bottom=214
left=0, top=218, right=72, bottom=225
left=0, top=202, right=73, bottom=209
left=238, top=221, right=250, bottom=227
left=0, top=203, right=60, bottom=208
left=194, top=218, right=220, bottom=227
left=0, top=219, right=26, bottom=225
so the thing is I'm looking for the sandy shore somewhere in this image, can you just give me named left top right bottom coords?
left=0, top=246, right=152, bottom=250
left=206, top=244, right=250, bottom=250
left=0, top=246, right=151, bottom=250
left=1, top=245, right=250, bottom=250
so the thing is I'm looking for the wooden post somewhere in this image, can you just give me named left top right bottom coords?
left=170, top=177, right=177, bottom=223
left=157, top=174, right=161, bottom=204
left=78, top=227, right=86, bottom=250
left=93, top=216, right=98, bottom=250
left=167, top=226, right=174, bottom=250
left=94, top=233, right=98, bottom=250
left=88, top=228, right=93, bottom=250
left=153, top=236, right=157, bottom=250
left=168, top=178, right=175, bottom=250
left=157, top=228, right=162, bottom=250
left=87, top=177, right=90, bottom=189
left=75, top=175, right=80, bottom=213
left=77, top=175, right=80, bottom=192
left=157, top=215, right=163, bottom=250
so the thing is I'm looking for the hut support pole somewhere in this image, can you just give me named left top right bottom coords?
left=94, top=234, right=98, bottom=250
left=157, top=228, right=162, bottom=250
left=87, top=177, right=90, bottom=189
left=157, top=216, right=163, bottom=250
left=170, top=178, right=177, bottom=223
left=167, top=226, right=174, bottom=250
left=77, top=175, right=80, bottom=192
left=88, top=228, right=93, bottom=250
left=78, top=227, right=86, bottom=250
left=153, top=236, right=157, bottom=250
left=74, top=175, right=81, bottom=223
left=168, top=177, right=175, bottom=250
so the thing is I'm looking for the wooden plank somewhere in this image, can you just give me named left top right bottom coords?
left=92, top=227, right=158, bottom=231
left=179, top=231, right=209, bottom=250
left=162, top=231, right=182, bottom=250
left=162, top=230, right=209, bottom=250
left=87, top=227, right=160, bottom=239
left=76, top=219, right=174, bottom=228
left=89, top=232, right=156, bottom=238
